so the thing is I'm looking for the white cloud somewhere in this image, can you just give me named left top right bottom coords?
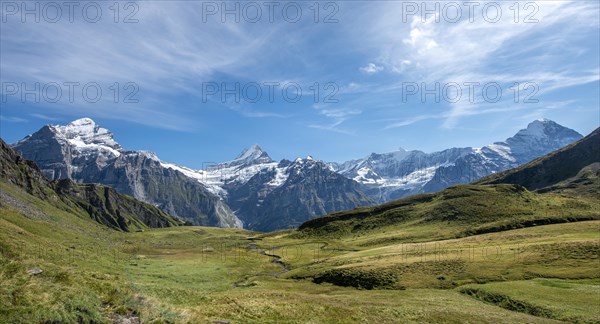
left=360, top=63, right=384, bottom=74
left=403, top=16, right=438, bottom=53
left=29, top=113, right=61, bottom=121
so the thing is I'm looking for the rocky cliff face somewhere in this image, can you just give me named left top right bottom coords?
left=150, top=146, right=374, bottom=231
left=12, top=118, right=242, bottom=228
left=53, top=179, right=182, bottom=231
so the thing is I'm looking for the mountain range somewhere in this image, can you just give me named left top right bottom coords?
left=12, top=118, right=242, bottom=228
left=10, top=118, right=583, bottom=231
left=331, top=118, right=582, bottom=202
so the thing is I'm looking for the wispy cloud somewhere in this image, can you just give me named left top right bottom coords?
left=383, top=99, right=580, bottom=130
left=0, top=2, right=296, bottom=129
left=352, top=0, right=600, bottom=129
left=0, top=116, right=27, bottom=123
left=384, top=114, right=441, bottom=129
left=29, top=113, right=61, bottom=121
left=1, top=0, right=598, bottom=148
left=308, top=105, right=361, bottom=135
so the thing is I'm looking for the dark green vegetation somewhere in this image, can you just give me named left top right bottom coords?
left=1, top=128, right=599, bottom=323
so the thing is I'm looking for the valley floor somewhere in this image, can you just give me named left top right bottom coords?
left=1, top=182, right=599, bottom=323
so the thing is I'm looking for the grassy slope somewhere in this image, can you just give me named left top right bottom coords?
left=297, top=184, right=600, bottom=243
left=459, top=279, right=600, bottom=323
left=2, top=177, right=599, bottom=322
left=537, top=162, right=600, bottom=198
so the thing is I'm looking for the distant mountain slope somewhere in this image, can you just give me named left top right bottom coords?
left=476, top=127, right=600, bottom=191
left=333, top=119, right=583, bottom=202
left=1, top=138, right=181, bottom=231
left=12, top=118, right=242, bottom=228
left=162, top=145, right=375, bottom=231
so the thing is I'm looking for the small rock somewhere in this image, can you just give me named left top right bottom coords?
left=26, top=267, right=43, bottom=275
left=213, top=321, right=230, bottom=324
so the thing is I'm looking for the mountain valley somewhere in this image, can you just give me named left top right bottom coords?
left=11, top=118, right=584, bottom=231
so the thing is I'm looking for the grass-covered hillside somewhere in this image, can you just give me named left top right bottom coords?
left=297, top=184, right=600, bottom=241
left=298, top=127, right=600, bottom=243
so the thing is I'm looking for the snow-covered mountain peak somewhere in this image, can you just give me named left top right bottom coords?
left=292, top=156, right=319, bottom=165
left=40, top=118, right=123, bottom=158
left=60, top=118, right=103, bottom=138
left=514, top=118, right=575, bottom=139
left=67, top=117, right=95, bottom=127
left=505, top=119, right=582, bottom=158
left=224, top=144, right=273, bottom=167
left=521, top=119, right=553, bottom=137
left=236, top=144, right=264, bottom=159
left=336, top=119, right=582, bottom=203
left=12, top=118, right=243, bottom=228
left=292, top=157, right=329, bottom=172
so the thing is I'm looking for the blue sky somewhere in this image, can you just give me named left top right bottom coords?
left=1, top=1, right=599, bottom=167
